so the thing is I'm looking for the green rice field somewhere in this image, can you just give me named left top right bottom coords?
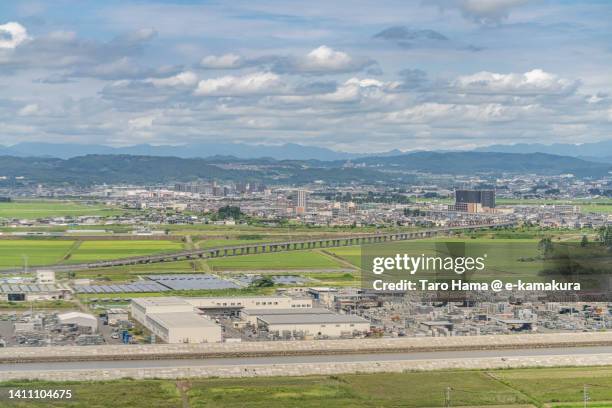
left=4, top=365, right=612, bottom=407
left=0, top=240, right=74, bottom=269
left=0, top=201, right=122, bottom=219
left=207, top=250, right=344, bottom=270
left=66, top=240, right=184, bottom=263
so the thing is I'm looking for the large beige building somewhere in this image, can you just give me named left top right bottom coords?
left=257, top=313, right=370, bottom=338
left=131, top=297, right=222, bottom=344
left=130, top=295, right=313, bottom=343
left=240, top=307, right=333, bottom=326
left=145, top=312, right=221, bottom=344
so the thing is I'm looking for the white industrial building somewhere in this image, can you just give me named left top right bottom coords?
left=130, top=295, right=315, bottom=344
left=36, top=270, right=56, bottom=284
left=0, top=283, right=72, bottom=302
left=131, top=297, right=222, bottom=344
left=145, top=312, right=221, bottom=343
left=186, top=296, right=312, bottom=315
left=257, top=313, right=370, bottom=338
left=57, top=312, right=98, bottom=333
left=241, top=308, right=333, bottom=326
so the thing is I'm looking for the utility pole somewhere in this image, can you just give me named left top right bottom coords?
left=444, top=386, right=451, bottom=407
left=22, top=254, right=28, bottom=275
left=583, top=384, right=589, bottom=408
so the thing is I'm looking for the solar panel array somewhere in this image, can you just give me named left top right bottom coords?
left=74, top=282, right=169, bottom=294
left=0, top=284, right=62, bottom=293
left=146, top=274, right=241, bottom=290
left=272, top=275, right=309, bottom=285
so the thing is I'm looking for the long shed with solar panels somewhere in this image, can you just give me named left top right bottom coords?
left=0, top=283, right=72, bottom=301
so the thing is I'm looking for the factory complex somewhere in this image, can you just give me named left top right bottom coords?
left=130, top=295, right=370, bottom=343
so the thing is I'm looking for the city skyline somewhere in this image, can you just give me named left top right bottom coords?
left=0, top=1, right=612, bottom=153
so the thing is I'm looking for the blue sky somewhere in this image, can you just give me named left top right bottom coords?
left=0, top=0, right=611, bottom=152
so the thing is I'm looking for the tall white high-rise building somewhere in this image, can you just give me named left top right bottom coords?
left=295, top=190, right=308, bottom=214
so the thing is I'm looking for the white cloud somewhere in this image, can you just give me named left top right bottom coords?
left=301, top=46, right=352, bottom=70
left=452, top=69, right=578, bottom=95
left=194, top=72, right=285, bottom=96
left=432, top=0, right=531, bottom=24
left=280, top=45, right=373, bottom=74
left=271, top=77, right=399, bottom=104
left=128, top=115, right=155, bottom=129
left=385, top=102, right=542, bottom=123
left=18, top=103, right=40, bottom=116
left=148, top=71, right=198, bottom=87
left=200, top=53, right=243, bottom=69
left=0, top=22, right=29, bottom=49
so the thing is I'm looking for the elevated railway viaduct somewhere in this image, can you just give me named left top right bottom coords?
left=3, top=222, right=515, bottom=273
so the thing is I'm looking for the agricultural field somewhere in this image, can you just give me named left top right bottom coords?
left=0, top=239, right=186, bottom=270
left=207, top=250, right=345, bottom=271
left=328, top=238, right=564, bottom=281
left=196, top=238, right=277, bottom=249
left=0, top=240, right=74, bottom=269
left=65, top=240, right=184, bottom=263
left=0, top=201, right=123, bottom=219
left=4, top=366, right=612, bottom=407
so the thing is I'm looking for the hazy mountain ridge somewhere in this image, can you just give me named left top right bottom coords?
left=1, top=140, right=610, bottom=161
left=0, top=151, right=609, bottom=186
left=474, top=140, right=612, bottom=158
left=0, top=142, right=363, bottom=161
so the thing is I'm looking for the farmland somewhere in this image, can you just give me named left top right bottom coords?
left=0, top=201, right=123, bottom=219
left=3, top=366, right=612, bottom=407
left=0, top=240, right=74, bottom=270
left=0, top=239, right=184, bottom=270
left=65, top=240, right=184, bottom=263
left=328, top=238, right=560, bottom=281
left=207, top=250, right=345, bottom=271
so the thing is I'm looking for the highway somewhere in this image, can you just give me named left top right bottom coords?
left=1, top=345, right=610, bottom=372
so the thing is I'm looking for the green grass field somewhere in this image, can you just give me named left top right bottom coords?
left=4, top=366, right=612, bottom=407
left=329, top=238, right=551, bottom=280
left=207, top=250, right=344, bottom=271
left=65, top=240, right=184, bottom=263
left=0, top=201, right=122, bottom=219
left=196, top=238, right=276, bottom=249
left=0, top=240, right=74, bottom=269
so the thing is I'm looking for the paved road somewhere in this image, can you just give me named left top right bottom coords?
left=1, top=345, right=611, bottom=372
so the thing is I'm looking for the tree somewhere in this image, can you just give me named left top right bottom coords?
left=251, top=276, right=274, bottom=288
left=538, top=237, right=553, bottom=255
left=581, top=235, right=588, bottom=248
left=600, top=226, right=612, bottom=247
left=217, top=205, right=243, bottom=220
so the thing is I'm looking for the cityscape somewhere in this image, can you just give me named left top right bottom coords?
left=1, top=0, right=612, bottom=407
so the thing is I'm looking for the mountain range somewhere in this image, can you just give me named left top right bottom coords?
left=0, top=151, right=609, bottom=186
left=0, top=140, right=609, bottom=162
left=474, top=139, right=612, bottom=162
left=0, top=142, right=364, bottom=161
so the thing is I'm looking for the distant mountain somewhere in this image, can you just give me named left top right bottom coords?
left=0, top=142, right=365, bottom=161
left=474, top=139, right=612, bottom=158
left=0, top=151, right=609, bottom=186
left=352, top=151, right=611, bottom=177
left=0, top=154, right=406, bottom=185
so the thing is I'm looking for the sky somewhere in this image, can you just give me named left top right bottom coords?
left=0, top=0, right=611, bottom=153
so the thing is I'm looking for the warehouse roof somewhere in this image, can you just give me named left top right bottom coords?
left=146, top=312, right=219, bottom=329
left=132, top=297, right=191, bottom=307
left=242, top=308, right=333, bottom=316
left=258, top=313, right=369, bottom=325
